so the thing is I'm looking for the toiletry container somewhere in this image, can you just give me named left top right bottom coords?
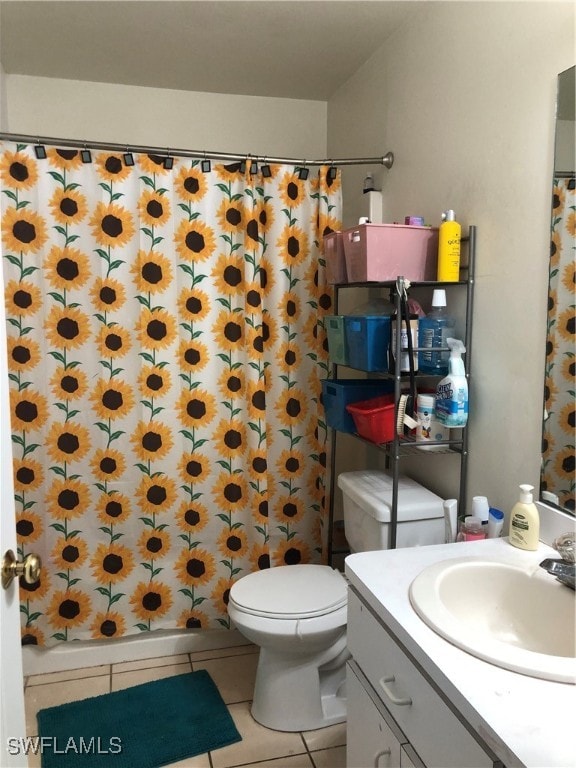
left=415, top=393, right=449, bottom=450
left=456, top=516, right=486, bottom=542
left=418, top=289, right=456, bottom=375
left=509, top=484, right=540, bottom=550
left=471, top=495, right=490, bottom=526
left=390, top=311, right=419, bottom=373
left=435, top=338, right=468, bottom=427
left=363, top=173, right=375, bottom=193
left=487, top=508, right=504, bottom=538
left=437, top=210, right=461, bottom=282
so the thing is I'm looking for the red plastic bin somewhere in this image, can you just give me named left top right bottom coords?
left=346, top=394, right=396, bottom=444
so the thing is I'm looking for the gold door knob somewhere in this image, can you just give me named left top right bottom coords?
left=2, top=549, right=42, bottom=590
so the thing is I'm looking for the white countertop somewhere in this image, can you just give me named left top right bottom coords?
left=345, top=537, right=576, bottom=768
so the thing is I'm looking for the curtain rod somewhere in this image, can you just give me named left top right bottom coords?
left=0, top=132, right=394, bottom=169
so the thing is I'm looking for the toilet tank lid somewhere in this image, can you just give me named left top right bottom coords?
left=337, top=470, right=444, bottom=522
left=230, top=565, right=347, bottom=618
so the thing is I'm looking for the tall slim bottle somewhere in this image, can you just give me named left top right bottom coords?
left=437, top=210, right=461, bottom=282
left=418, top=289, right=456, bottom=375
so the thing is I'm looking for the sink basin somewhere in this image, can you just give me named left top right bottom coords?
left=409, top=557, right=576, bottom=684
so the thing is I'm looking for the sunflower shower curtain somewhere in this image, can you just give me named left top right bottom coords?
left=541, top=177, right=575, bottom=512
left=1, top=142, right=341, bottom=646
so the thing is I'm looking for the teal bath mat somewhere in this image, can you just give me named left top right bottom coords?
left=36, top=669, right=241, bottom=768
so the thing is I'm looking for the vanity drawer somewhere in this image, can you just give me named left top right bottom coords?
left=347, top=661, right=404, bottom=768
left=348, top=590, right=495, bottom=768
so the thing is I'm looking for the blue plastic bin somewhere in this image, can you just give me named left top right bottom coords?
left=321, top=378, right=395, bottom=434
left=344, top=315, right=391, bottom=372
left=326, top=316, right=348, bottom=365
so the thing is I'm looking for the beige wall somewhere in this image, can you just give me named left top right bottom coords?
left=328, top=1, right=575, bottom=518
left=4, top=75, right=327, bottom=159
left=0, top=64, right=6, bottom=132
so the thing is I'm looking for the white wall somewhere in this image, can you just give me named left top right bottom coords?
left=328, top=1, right=575, bottom=518
left=4, top=75, right=327, bottom=159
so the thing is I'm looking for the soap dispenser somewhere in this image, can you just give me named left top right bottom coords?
left=509, top=484, right=540, bottom=551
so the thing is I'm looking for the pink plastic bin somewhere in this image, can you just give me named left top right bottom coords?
left=324, top=231, right=347, bottom=284
left=342, top=224, right=439, bottom=282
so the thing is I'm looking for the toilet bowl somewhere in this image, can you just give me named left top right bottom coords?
left=228, top=470, right=447, bottom=731
left=228, top=564, right=349, bottom=732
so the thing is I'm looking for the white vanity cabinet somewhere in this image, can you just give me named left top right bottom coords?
left=347, top=588, right=500, bottom=768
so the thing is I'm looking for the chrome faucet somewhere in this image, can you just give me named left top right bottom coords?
left=540, top=532, right=576, bottom=590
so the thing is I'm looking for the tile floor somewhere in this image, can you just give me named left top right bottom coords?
left=24, top=643, right=346, bottom=768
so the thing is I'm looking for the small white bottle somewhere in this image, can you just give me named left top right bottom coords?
left=509, top=484, right=540, bottom=551
left=363, top=173, right=375, bottom=193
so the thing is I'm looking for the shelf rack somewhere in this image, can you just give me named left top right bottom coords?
left=326, top=226, right=476, bottom=564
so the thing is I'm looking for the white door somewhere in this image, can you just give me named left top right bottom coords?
left=0, top=255, right=28, bottom=767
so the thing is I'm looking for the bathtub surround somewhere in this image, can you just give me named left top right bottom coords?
left=2, top=142, right=341, bottom=646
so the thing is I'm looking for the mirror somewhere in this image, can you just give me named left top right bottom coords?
left=540, top=66, right=575, bottom=516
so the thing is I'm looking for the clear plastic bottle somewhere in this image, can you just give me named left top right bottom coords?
left=417, top=289, right=456, bottom=375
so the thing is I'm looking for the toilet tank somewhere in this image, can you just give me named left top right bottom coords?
left=337, top=470, right=445, bottom=552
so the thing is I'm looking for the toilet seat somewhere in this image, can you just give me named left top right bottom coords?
left=229, top=564, right=347, bottom=619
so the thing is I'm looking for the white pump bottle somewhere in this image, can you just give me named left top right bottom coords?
left=509, top=484, right=540, bottom=551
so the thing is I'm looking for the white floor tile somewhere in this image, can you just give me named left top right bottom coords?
left=301, top=720, right=347, bottom=751
left=210, top=702, right=308, bottom=768
left=112, top=653, right=191, bottom=674
left=237, top=754, right=314, bottom=768
left=193, top=653, right=258, bottom=704
left=111, top=661, right=192, bottom=692
left=25, top=675, right=110, bottom=737
left=189, top=643, right=258, bottom=663
left=21, top=650, right=347, bottom=768
left=163, top=751, right=212, bottom=767
left=27, top=664, right=110, bottom=687
left=310, top=744, right=347, bottom=768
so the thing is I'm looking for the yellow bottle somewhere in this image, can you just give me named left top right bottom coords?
left=437, top=210, right=461, bottom=282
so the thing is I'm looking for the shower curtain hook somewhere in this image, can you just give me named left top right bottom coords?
left=201, top=151, right=211, bottom=173
left=261, top=156, right=271, bottom=178
left=164, top=148, right=174, bottom=170
left=298, top=161, right=309, bottom=181
left=34, top=137, right=47, bottom=159
left=81, top=142, right=92, bottom=164
left=123, top=145, right=135, bottom=167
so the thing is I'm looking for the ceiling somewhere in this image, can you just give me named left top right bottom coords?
left=0, top=1, right=421, bottom=100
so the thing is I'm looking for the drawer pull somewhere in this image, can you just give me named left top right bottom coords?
left=379, top=675, right=412, bottom=706
left=374, top=748, right=392, bottom=767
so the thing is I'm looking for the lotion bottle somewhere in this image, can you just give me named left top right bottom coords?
left=437, top=210, right=461, bottom=282
left=509, top=484, right=540, bottom=550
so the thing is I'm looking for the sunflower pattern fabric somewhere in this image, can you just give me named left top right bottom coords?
left=1, top=142, right=341, bottom=646
left=541, top=178, right=575, bottom=513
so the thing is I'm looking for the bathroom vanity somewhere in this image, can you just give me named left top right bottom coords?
left=345, top=537, right=575, bottom=768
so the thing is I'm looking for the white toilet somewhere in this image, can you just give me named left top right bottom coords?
left=228, top=470, right=445, bottom=731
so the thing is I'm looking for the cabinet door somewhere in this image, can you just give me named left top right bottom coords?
left=347, top=662, right=403, bottom=768
left=400, top=744, right=425, bottom=768
left=348, top=591, right=495, bottom=768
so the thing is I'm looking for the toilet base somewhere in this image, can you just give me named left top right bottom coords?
left=250, top=632, right=349, bottom=732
